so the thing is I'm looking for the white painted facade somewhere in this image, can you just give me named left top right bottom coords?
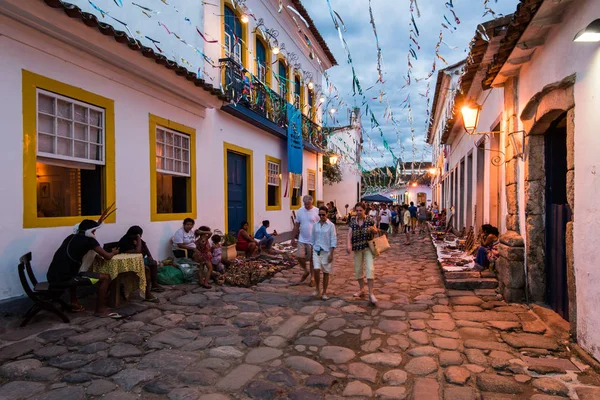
left=429, top=0, right=600, bottom=361
left=0, top=0, right=333, bottom=300
left=323, top=109, right=362, bottom=214
left=391, top=185, right=432, bottom=207
left=505, top=0, right=600, bottom=362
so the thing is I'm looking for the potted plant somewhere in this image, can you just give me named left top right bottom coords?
left=221, top=232, right=237, bottom=262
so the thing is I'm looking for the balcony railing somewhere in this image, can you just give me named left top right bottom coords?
left=219, top=57, right=326, bottom=150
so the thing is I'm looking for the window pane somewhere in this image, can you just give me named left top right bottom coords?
left=157, top=173, right=189, bottom=214
left=38, top=94, right=55, bottom=115
left=166, top=145, right=173, bottom=159
left=90, top=110, right=102, bottom=127
left=156, top=129, right=164, bottom=143
left=38, top=133, right=54, bottom=154
left=165, top=131, right=173, bottom=145
left=74, top=105, right=88, bottom=123
left=165, top=158, right=173, bottom=171
left=57, top=100, right=72, bottom=119
left=268, top=185, right=278, bottom=206
left=89, top=144, right=102, bottom=161
left=156, top=156, right=163, bottom=170
left=181, top=137, right=189, bottom=149
left=156, top=142, right=164, bottom=157
left=183, top=150, right=189, bottom=162
left=175, top=148, right=181, bottom=161
left=38, top=114, right=55, bottom=134
left=182, top=162, right=189, bottom=175
left=174, top=135, right=181, bottom=147
left=36, top=161, right=103, bottom=217
left=57, top=119, right=72, bottom=138
left=57, top=137, right=72, bottom=156
left=74, top=141, right=87, bottom=158
left=90, top=127, right=102, bottom=145
left=74, top=123, right=87, bottom=141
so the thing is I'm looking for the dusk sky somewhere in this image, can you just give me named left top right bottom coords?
left=303, top=0, right=520, bottom=169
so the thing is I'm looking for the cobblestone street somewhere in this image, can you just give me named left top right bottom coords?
left=1, top=226, right=600, bottom=399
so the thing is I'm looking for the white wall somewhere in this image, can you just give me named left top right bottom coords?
left=515, top=0, right=600, bottom=361
left=0, top=12, right=325, bottom=300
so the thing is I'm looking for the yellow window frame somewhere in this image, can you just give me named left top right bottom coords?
left=223, top=142, right=254, bottom=232
left=265, top=155, right=281, bottom=211
left=149, top=114, right=197, bottom=222
left=22, top=70, right=116, bottom=229
left=221, top=0, right=248, bottom=67
left=254, top=34, right=272, bottom=88
left=307, top=168, right=317, bottom=200
left=290, top=172, right=302, bottom=211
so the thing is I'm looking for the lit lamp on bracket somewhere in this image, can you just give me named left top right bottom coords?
left=329, top=154, right=338, bottom=165
left=573, top=19, right=600, bottom=42
left=460, top=99, right=483, bottom=135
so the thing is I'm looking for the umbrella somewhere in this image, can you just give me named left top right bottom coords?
left=361, top=194, right=394, bottom=203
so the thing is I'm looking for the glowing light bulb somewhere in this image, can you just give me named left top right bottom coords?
left=240, top=14, right=249, bottom=23
left=329, top=108, right=336, bottom=114
left=319, top=96, right=325, bottom=103
left=272, top=46, right=280, bottom=55
left=308, top=81, right=314, bottom=90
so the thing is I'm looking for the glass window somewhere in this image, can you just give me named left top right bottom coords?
left=155, top=126, right=192, bottom=214
left=307, top=170, right=316, bottom=200
left=267, top=159, right=280, bottom=209
left=294, top=76, right=301, bottom=109
left=278, top=61, right=288, bottom=98
left=224, top=6, right=242, bottom=64
left=35, top=89, right=106, bottom=218
left=291, top=173, right=302, bottom=207
left=256, top=39, right=267, bottom=82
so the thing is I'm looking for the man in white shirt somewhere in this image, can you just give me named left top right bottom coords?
left=311, top=206, right=337, bottom=300
left=172, top=218, right=197, bottom=255
left=291, top=195, right=319, bottom=286
left=379, top=203, right=390, bottom=236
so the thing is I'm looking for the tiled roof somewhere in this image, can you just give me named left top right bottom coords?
left=441, top=14, right=513, bottom=144
left=43, top=0, right=227, bottom=101
left=483, top=0, right=545, bottom=89
left=290, top=0, right=338, bottom=66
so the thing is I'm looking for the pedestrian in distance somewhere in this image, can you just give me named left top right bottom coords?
left=402, top=204, right=411, bottom=245
left=347, top=202, right=379, bottom=304
left=311, top=206, right=337, bottom=300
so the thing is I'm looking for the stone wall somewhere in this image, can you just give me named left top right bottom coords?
left=520, top=75, right=576, bottom=334
left=496, top=77, right=526, bottom=302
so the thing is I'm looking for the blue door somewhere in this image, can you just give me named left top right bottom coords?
left=227, top=151, right=247, bottom=234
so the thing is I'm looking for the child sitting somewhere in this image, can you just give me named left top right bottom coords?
left=211, top=234, right=225, bottom=274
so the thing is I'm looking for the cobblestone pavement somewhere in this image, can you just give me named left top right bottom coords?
left=1, top=226, right=600, bottom=400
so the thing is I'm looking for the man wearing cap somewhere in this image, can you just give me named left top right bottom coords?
left=47, top=219, right=119, bottom=318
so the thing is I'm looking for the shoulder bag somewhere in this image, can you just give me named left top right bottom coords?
left=368, top=231, right=390, bottom=257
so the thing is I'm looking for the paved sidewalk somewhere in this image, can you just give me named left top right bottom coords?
left=1, top=226, right=599, bottom=399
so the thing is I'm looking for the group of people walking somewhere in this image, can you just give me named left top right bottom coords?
left=291, top=196, right=385, bottom=305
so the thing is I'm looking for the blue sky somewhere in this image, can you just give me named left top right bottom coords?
left=303, top=0, right=520, bottom=168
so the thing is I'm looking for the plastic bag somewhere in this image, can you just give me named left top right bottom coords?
left=157, top=265, right=185, bottom=285
left=178, top=263, right=199, bottom=284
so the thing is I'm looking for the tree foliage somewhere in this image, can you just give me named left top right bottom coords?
left=323, top=155, right=343, bottom=185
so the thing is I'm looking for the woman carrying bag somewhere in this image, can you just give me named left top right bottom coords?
left=347, top=202, right=379, bottom=304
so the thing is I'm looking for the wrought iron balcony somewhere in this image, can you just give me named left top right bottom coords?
left=219, top=57, right=326, bottom=151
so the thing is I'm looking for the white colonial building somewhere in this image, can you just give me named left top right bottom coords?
left=0, top=0, right=336, bottom=301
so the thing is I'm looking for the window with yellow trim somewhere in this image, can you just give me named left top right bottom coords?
left=291, top=173, right=302, bottom=208
left=22, top=70, right=116, bottom=228
left=307, top=170, right=316, bottom=201
left=266, top=156, right=281, bottom=210
left=156, top=126, right=191, bottom=214
left=149, top=115, right=196, bottom=221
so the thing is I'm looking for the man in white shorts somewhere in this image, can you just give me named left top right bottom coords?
left=291, top=195, right=319, bottom=286
left=311, top=206, right=337, bottom=300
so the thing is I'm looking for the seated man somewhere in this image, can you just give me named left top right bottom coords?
left=254, top=220, right=277, bottom=252
left=173, top=218, right=198, bottom=258
left=474, top=225, right=500, bottom=271
left=118, top=226, right=164, bottom=302
left=47, top=219, right=118, bottom=318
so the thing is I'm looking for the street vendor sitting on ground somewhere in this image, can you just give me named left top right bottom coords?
left=118, top=225, right=164, bottom=303
left=474, top=225, right=500, bottom=271
left=195, top=226, right=214, bottom=289
left=236, top=221, right=259, bottom=257
left=254, top=220, right=277, bottom=252
left=46, top=219, right=117, bottom=318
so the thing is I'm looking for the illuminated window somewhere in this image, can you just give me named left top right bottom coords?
left=150, top=115, right=196, bottom=221
left=23, top=70, right=116, bottom=228
left=278, top=61, right=288, bottom=99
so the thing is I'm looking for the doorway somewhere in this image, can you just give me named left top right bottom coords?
left=227, top=151, right=248, bottom=234
left=476, top=145, right=485, bottom=232
left=544, top=113, right=570, bottom=320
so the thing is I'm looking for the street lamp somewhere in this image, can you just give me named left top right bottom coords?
left=329, top=155, right=338, bottom=165
left=272, top=46, right=280, bottom=55
left=428, top=167, right=438, bottom=175
left=319, top=96, right=325, bottom=104
left=411, top=182, right=417, bottom=187
left=573, top=19, right=600, bottom=42
left=460, top=100, right=482, bottom=135
left=329, top=108, right=337, bottom=114
left=240, top=14, right=250, bottom=24
left=308, top=81, right=314, bottom=90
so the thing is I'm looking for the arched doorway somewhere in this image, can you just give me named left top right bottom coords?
left=521, top=75, right=575, bottom=330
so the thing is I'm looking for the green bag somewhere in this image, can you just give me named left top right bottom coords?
left=157, top=265, right=185, bottom=285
